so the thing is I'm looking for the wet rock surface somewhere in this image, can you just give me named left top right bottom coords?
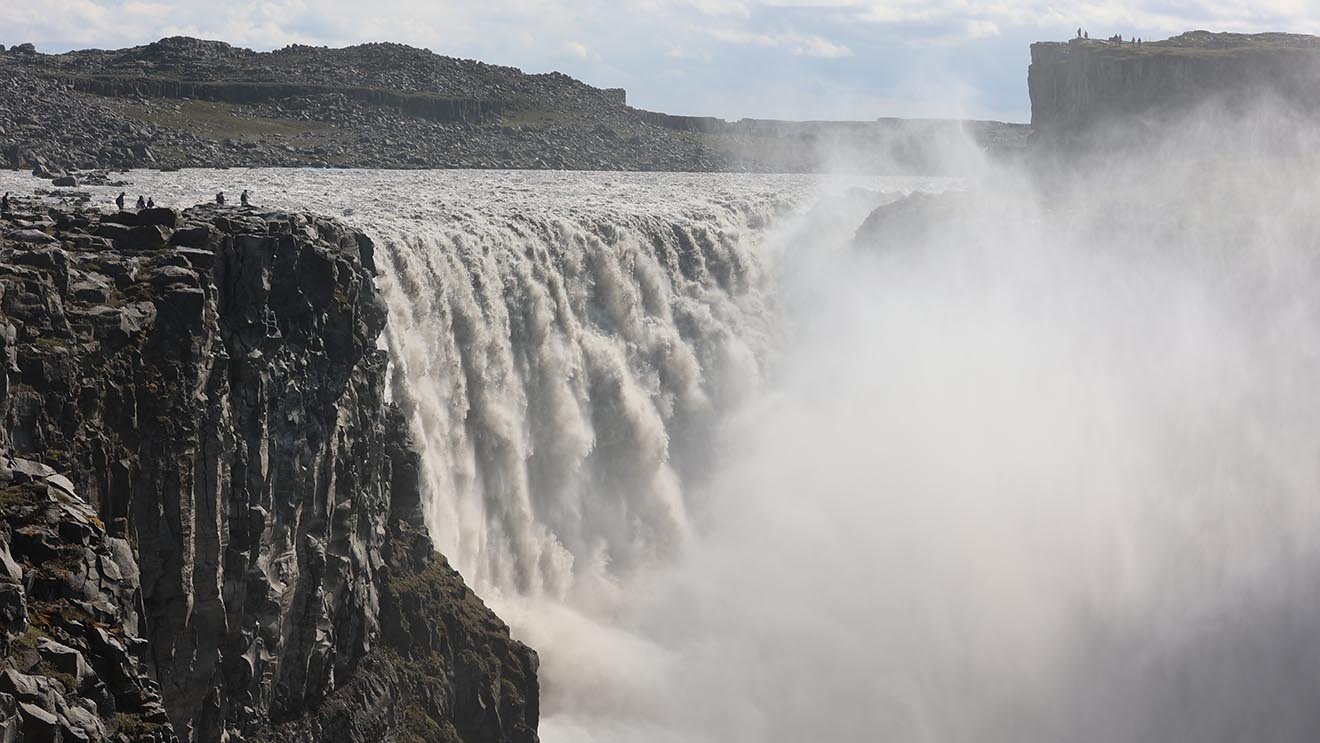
left=0, top=196, right=538, bottom=742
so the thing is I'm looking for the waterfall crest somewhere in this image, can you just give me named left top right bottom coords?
left=371, top=191, right=799, bottom=595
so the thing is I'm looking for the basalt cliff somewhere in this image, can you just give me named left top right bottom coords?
left=1029, top=31, right=1320, bottom=142
left=0, top=194, right=538, bottom=742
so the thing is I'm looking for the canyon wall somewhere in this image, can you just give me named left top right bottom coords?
left=0, top=198, right=538, bottom=742
left=1029, top=31, right=1320, bottom=138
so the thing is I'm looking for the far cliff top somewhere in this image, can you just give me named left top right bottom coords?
left=1033, top=30, right=1320, bottom=61
left=1028, top=30, right=1320, bottom=134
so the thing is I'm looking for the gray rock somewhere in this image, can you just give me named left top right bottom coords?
left=68, top=280, right=110, bottom=304
left=123, top=224, right=172, bottom=250
left=0, top=584, right=27, bottom=635
left=0, top=671, right=47, bottom=703
left=93, top=222, right=131, bottom=242
left=174, top=247, right=216, bottom=270
left=60, top=702, right=105, bottom=741
left=101, top=211, right=138, bottom=227
left=43, top=473, right=76, bottom=497
left=6, top=229, right=56, bottom=245
left=17, top=702, right=56, bottom=740
left=0, top=539, right=23, bottom=583
left=136, top=207, right=178, bottom=228
left=169, top=223, right=213, bottom=248
left=9, top=459, right=55, bottom=482
left=37, top=639, right=93, bottom=687
left=145, top=265, right=199, bottom=288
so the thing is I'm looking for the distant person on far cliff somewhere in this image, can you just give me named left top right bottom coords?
left=240, top=189, right=250, bottom=207
left=116, top=192, right=126, bottom=211
left=216, top=191, right=226, bottom=206
left=147, top=197, right=155, bottom=209
left=1077, top=27, right=1082, bottom=39
left=1, top=193, right=8, bottom=214
left=136, top=195, right=146, bottom=210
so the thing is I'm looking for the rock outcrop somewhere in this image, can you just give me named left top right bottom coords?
left=1029, top=31, right=1320, bottom=139
left=0, top=196, right=538, bottom=742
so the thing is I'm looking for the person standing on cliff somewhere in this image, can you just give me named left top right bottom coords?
left=216, top=191, right=226, bottom=206
left=115, top=192, right=126, bottom=211
left=240, top=189, right=250, bottom=207
left=135, top=195, right=146, bottom=210
left=1, top=193, right=8, bottom=214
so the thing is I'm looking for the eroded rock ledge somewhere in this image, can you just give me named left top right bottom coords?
left=0, top=197, right=538, bottom=742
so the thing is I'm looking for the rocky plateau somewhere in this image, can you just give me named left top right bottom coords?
left=0, top=36, right=1026, bottom=175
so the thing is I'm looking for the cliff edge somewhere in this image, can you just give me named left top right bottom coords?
left=0, top=196, right=538, bottom=742
left=1029, top=31, right=1320, bottom=138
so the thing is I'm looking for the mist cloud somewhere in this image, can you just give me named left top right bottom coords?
left=501, top=102, right=1320, bottom=743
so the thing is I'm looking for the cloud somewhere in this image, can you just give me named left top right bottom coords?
left=705, top=26, right=852, bottom=57
left=791, top=36, right=852, bottom=57
left=564, top=40, right=590, bottom=59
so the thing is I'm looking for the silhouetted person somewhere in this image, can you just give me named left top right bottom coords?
left=147, top=197, right=155, bottom=209
left=1084, top=30, right=1089, bottom=39
left=1077, top=27, right=1082, bottom=39
left=116, top=192, right=125, bottom=210
left=136, top=195, right=146, bottom=210
left=1, top=193, right=8, bottom=214
left=216, top=191, right=226, bottom=205
left=240, top=189, right=250, bottom=207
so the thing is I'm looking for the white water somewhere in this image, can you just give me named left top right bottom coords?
left=7, top=148, right=1320, bottom=742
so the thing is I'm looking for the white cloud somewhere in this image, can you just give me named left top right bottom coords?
left=848, top=0, right=1320, bottom=37
left=564, top=40, right=590, bottom=59
left=706, top=26, right=852, bottom=57
left=792, top=36, right=853, bottom=57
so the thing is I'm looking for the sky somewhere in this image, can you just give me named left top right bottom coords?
left=4, top=1, right=1320, bottom=122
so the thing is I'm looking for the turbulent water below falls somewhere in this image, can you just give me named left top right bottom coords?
left=7, top=163, right=1320, bottom=743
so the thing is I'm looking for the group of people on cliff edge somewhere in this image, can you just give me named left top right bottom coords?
left=108, top=189, right=251, bottom=211
left=115, top=192, right=157, bottom=210
left=214, top=190, right=251, bottom=207
left=1076, top=28, right=1142, bottom=44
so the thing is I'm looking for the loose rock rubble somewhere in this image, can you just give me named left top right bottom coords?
left=0, top=456, right=174, bottom=742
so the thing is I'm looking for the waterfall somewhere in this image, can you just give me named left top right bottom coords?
left=368, top=190, right=800, bottom=596
left=10, top=158, right=1320, bottom=742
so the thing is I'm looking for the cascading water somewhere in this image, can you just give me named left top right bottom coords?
left=12, top=133, right=1320, bottom=743
left=366, top=192, right=791, bottom=596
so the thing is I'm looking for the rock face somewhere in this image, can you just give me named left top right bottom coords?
left=0, top=457, right=175, bottom=741
left=0, top=36, right=1025, bottom=174
left=0, top=197, right=538, bottom=742
left=1029, top=31, right=1320, bottom=137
